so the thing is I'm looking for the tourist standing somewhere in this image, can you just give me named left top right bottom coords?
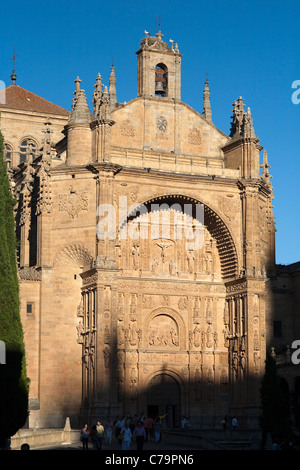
left=96, top=420, right=105, bottom=449
left=133, top=421, right=146, bottom=450
left=80, top=424, right=89, bottom=450
left=120, top=422, right=132, bottom=450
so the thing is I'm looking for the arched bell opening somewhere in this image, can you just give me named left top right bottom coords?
left=155, top=63, right=168, bottom=96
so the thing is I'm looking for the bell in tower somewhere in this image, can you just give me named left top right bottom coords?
left=155, top=65, right=167, bottom=96
left=136, top=30, right=182, bottom=101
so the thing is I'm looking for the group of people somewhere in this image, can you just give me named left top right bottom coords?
left=80, top=419, right=111, bottom=450
left=80, top=413, right=162, bottom=450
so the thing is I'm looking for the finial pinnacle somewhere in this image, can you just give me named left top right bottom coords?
left=10, top=48, right=17, bottom=84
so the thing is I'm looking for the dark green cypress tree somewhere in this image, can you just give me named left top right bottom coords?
left=260, top=353, right=289, bottom=447
left=0, top=128, right=29, bottom=446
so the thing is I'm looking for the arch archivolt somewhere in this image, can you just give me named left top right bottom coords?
left=117, top=192, right=239, bottom=281
left=146, top=368, right=185, bottom=394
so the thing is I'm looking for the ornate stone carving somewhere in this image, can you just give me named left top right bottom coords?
left=18, top=267, right=41, bottom=281
left=120, top=119, right=135, bottom=137
left=58, top=188, right=88, bottom=219
left=148, top=315, right=179, bottom=348
left=218, top=194, right=239, bottom=221
left=187, top=126, right=202, bottom=145
left=157, top=115, right=167, bottom=132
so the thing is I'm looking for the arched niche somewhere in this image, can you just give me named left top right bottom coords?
left=144, top=307, right=186, bottom=350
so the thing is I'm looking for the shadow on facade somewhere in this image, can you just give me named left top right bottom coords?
left=79, top=331, right=266, bottom=430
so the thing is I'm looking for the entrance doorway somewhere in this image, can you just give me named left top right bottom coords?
left=147, top=374, right=181, bottom=428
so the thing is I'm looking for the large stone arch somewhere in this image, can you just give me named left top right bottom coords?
left=120, top=193, right=238, bottom=281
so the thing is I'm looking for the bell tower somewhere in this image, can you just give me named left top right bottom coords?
left=136, top=30, right=182, bottom=101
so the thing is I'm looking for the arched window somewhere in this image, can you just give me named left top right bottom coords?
left=155, top=63, right=168, bottom=96
left=20, top=138, right=37, bottom=164
left=4, top=143, right=12, bottom=168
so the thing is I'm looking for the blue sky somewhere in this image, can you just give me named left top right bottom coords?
left=1, top=0, right=299, bottom=265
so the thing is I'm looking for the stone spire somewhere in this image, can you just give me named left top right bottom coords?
left=100, top=86, right=111, bottom=119
left=229, top=96, right=245, bottom=137
left=202, top=78, right=212, bottom=123
left=109, top=64, right=117, bottom=110
left=260, top=149, right=272, bottom=185
left=72, top=76, right=82, bottom=110
left=10, top=48, right=17, bottom=84
left=92, top=73, right=103, bottom=117
left=68, top=88, right=91, bottom=125
left=242, top=107, right=256, bottom=139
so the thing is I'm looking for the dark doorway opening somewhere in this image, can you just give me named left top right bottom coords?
left=147, top=373, right=181, bottom=428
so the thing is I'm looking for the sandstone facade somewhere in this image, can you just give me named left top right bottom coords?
left=2, top=31, right=295, bottom=430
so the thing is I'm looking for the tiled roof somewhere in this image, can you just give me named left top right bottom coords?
left=1, top=84, right=70, bottom=116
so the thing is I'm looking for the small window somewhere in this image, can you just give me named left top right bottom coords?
left=26, top=302, right=34, bottom=316
left=273, top=321, right=282, bottom=338
left=20, top=139, right=37, bottom=164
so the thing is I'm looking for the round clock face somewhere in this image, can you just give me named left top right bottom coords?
left=157, top=115, right=167, bottom=132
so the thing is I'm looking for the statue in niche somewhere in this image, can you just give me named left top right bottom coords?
left=77, top=298, right=84, bottom=317
left=240, top=352, right=246, bottom=371
left=128, top=322, right=138, bottom=346
left=193, top=298, right=201, bottom=324
left=187, top=251, right=194, bottom=274
left=214, top=331, right=218, bottom=349
left=117, top=324, right=125, bottom=346
left=76, top=321, right=84, bottom=343
left=132, top=244, right=139, bottom=270
left=130, top=368, right=138, bottom=399
left=83, top=347, right=89, bottom=369
left=193, top=326, right=201, bottom=348
left=130, top=295, right=137, bottom=316
left=206, top=325, right=213, bottom=348
left=169, top=259, right=177, bottom=276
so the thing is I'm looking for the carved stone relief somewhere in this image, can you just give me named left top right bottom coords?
left=187, top=126, right=202, bottom=145
left=148, top=315, right=179, bottom=348
left=120, top=119, right=135, bottom=137
left=58, top=188, right=88, bottom=219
